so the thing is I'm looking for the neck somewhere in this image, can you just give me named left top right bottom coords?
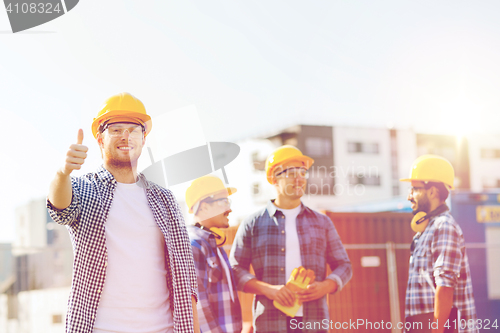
left=103, top=162, right=138, bottom=183
left=429, top=200, right=446, bottom=213
left=194, top=217, right=213, bottom=229
left=274, top=195, right=301, bottom=210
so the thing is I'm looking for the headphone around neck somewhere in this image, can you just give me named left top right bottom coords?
left=194, top=223, right=227, bottom=247
left=410, top=204, right=449, bottom=233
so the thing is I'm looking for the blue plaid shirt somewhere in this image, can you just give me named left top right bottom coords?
left=229, top=201, right=352, bottom=333
left=188, top=226, right=242, bottom=333
left=405, top=211, right=478, bottom=333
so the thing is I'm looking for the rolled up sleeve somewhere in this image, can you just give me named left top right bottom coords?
left=229, top=218, right=256, bottom=291
left=432, top=220, right=463, bottom=288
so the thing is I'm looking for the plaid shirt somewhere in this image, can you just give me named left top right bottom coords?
left=229, top=201, right=352, bottom=333
left=405, top=211, right=478, bottom=333
left=47, top=166, right=198, bottom=333
left=188, top=226, right=242, bottom=333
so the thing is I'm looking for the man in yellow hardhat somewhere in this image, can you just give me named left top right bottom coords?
left=401, top=155, right=477, bottom=333
left=186, top=175, right=243, bottom=333
left=230, top=145, right=352, bottom=333
left=47, top=93, right=199, bottom=333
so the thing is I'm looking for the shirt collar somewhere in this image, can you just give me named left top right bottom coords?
left=266, top=199, right=307, bottom=217
left=189, top=224, right=217, bottom=246
left=95, top=165, right=151, bottom=189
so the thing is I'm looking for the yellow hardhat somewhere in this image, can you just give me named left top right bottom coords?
left=265, top=145, right=314, bottom=184
left=186, top=175, right=237, bottom=214
left=400, top=154, right=455, bottom=190
left=91, top=93, right=152, bottom=138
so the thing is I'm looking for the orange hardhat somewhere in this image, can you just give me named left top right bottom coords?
left=400, top=154, right=455, bottom=190
left=186, top=175, right=237, bottom=214
left=265, top=145, right=314, bottom=184
left=91, top=93, right=152, bottom=138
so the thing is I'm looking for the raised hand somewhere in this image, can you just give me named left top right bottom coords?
left=61, top=129, right=88, bottom=176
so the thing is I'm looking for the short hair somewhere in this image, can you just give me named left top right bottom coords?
left=424, top=182, right=449, bottom=202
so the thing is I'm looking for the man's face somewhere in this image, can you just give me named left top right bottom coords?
left=201, top=191, right=232, bottom=229
left=272, top=160, right=308, bottom=200
left=407, top=180, right=431, bottom=215
left=98, top=122, right=145, bottom=168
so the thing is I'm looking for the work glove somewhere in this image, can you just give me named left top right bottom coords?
left=273, top=266, right=315, bottom=317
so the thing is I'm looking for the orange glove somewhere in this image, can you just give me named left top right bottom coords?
left=273, top=266, right=315, bottom=317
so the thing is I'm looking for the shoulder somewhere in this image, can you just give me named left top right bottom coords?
left=433, top=212, right=462, bottom=234
left=300, top=205, right=332, bottom=226
left=242, top=206, right=271, bottom=226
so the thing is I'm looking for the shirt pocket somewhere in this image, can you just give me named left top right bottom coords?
left=412, top=246, right=432, bottom=286
left=207, top=257, right=223, bottom=284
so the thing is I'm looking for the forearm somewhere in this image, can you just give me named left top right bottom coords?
left=433, top=286, right=454, bottom=333
left=192, top=296, right=200, bottom=333
left=48, top=170, right=73, bottom=210
left=243, top=278, right=276, bottom=298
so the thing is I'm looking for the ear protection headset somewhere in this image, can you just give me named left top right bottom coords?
left=411, top=204, right=449, bottom=233
left=194, top=223, right=227, bottom=247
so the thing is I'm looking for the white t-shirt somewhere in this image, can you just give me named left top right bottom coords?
left=93, top=182, right=173, bottom=333
left=279, top=204, right=304, bottom=317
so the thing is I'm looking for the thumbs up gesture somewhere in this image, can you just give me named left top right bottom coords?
left=273, top=266, right=315, bottom=317
left=61, top=129, right=88, bottom=176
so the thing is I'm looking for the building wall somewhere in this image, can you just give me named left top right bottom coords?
left=332, top=126, right=393, bottom=205
left=468, top=134, right=500, bottom=192
left=15, top=287, right=69, bottom=333
left=14, top=199, right=48, bottom=255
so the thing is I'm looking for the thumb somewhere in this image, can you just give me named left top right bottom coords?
left=77, top=129, right=84, bottom=145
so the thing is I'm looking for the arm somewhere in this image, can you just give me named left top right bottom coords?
left=243, top=278, right=296, bottom=307
left=192, top=296, right=200, bottom=333
left=229, top=217, right=295, bottom=307
left=431, top=218, right=463, bottom=333
left=191, top=241, right=224, bottom=333
left=48, top=129, right=88, bottom=210
left=297, top=217, right=351, bottom=302
left=433, top=286, right=454, bottom=333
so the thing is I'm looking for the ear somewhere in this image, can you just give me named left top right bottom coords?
left=96, top=132, right=104, bottom=147
left=428, top=186, right=439, bottom=200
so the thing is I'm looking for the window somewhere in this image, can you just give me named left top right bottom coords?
left=305, top=137, right=332, bottom=157
left=481, top=149, right=500, bottom=159
left=348, top=142, right=379, bottom=154
left=349, top=174, right=381, bottom=186
left=252, top=183, right=260, bottom=196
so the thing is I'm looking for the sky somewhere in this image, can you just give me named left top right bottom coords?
left=1, top=0, right=500, bottom=242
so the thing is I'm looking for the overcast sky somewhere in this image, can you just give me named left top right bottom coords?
left=1, top=0, right=500, bottom=242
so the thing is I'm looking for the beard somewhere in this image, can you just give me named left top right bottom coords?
left=412, top=195, right=431, bottom=215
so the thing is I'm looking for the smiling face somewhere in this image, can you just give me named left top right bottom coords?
left=97, top=121, right=146, bottom=169
left=272, top=160, right=308, bottom=200
left=407, top=180, right=431, bottom=215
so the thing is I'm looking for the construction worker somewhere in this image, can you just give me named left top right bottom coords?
left=47, top=93, right=199, bottom=333
left=186, top=175, right=242, bottom=333
left=401, top=155, right=477, bottom=333
left=230, top=145, right=352, bottom=333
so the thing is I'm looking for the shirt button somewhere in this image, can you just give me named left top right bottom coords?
left=104, top=262, right=108, bottom=267
left=281, top=248, right=285, bottom=252
left=281, top=268, right=284, bottom=271
left=281, top=230, right=285, bottom=234
left=97, top=289, right=101, bottom=293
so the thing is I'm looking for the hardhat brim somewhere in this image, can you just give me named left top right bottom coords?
left=92, top=110, right=152, bottom=138
left=399, top=178, right=455, bottom=190
left=266, top=155, right=314, bottom=184
left=188, top=187, right=237, bottom=214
